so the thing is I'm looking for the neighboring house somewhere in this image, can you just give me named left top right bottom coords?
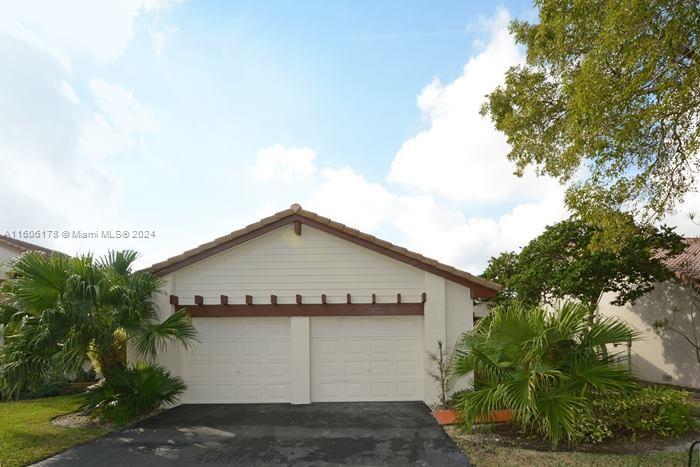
left=0, top=235, right=56, bottom=279
left=0, top=235, right=56, bottom=344
left=599, top=238, right=700, bottom=389
left=142, top=204, right=500, bottom=405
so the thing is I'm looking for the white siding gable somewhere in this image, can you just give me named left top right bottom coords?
left=169, top=224, right=425, bottom=305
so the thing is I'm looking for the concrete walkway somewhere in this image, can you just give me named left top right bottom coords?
left=36, top=401, right=470, bottom=466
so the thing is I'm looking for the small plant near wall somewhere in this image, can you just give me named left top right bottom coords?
left=428, top=340, right=454, bottom=408
left=428, top=340, right=459, bottom=425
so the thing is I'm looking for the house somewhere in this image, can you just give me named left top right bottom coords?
left=142, top=204, right=500, bottom=405
left=0, top=235, right=56, bottom=279
left=599, top=238, right=700, bottom=389
left=0, top=235, right=57, bottom=345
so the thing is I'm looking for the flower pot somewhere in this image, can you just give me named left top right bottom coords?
left=475, top=409, right=512, bottom=423
left=432, top=408, right=458, bottom=425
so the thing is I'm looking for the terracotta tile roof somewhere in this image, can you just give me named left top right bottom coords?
left=144, top=204, right=501, bottom=298
left=0, top=235, right=56, bottom=255
left=662, top=238, right=700, bottom=282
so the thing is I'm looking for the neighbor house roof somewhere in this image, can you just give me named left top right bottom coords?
left=662, top=237, right=700, bottom=282
left=0, top=235, right=56, bottom=255
left=144, top=204, right=501, bottom=298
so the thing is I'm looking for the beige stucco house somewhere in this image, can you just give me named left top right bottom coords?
left=142, top=204, right=500, bottom=405
left=599, top=238, right=700, bottom=389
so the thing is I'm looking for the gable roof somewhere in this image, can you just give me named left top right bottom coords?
left=144, top=204, right=501, bottom=298
left=662, top=237, right=700, bottom=282
left=0, top=235, right=56, bottom=255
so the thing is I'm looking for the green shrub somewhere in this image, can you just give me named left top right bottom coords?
left=454, top=302, right=638, bottom=446
left=577, top=387, right=697, bottom=443
left=82, top=362, right=185, bottom=425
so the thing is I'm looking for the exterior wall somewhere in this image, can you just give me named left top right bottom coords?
left=422, top=273, right=474, bottom=404
left=0, top=245, right=21, bottom=345
left=599, top=281, right=700, bottom=389
left=0, top=244, right=19, bottom=279
left=170, top=224, right=425, bottom=305
left=152, top=224, right=475, bottom=405
left=445, top=280, right=474, bottom=393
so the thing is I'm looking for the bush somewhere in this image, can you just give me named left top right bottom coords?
left=82, top=362, right=185, bottom=425
left=21, top=381, right=67, bottom=400
left=576, top=387, right=697, bottom=443
left=453, top=302, right=638, bottom=446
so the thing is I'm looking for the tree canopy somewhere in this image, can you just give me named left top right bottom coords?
left=482, top=217, right=685, bottom=310
left=482, top=0, right=700, bottom=246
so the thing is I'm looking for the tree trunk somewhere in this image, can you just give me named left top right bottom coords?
left=91, top=338, right=126, bottom=376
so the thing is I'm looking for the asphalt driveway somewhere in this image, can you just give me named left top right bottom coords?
left=36, top=401, right=469, bottom=466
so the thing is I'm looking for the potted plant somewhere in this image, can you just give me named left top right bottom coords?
left=428, top=340, right=458, bottom=425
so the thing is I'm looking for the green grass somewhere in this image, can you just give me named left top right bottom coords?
left=0, top=394, right=110, bottom=467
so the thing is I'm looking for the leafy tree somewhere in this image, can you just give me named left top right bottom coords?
left=0, top=250, right=197, bottom=399
left=481, top=0, right=700, bottom=246
left=482, top=217, right=685, bottom=317
left=454, top=302, right=638, bottom=446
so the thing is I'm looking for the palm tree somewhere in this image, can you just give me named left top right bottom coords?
left=454, top=302, right=638, bottom=446
left=0, top=250, right=197, bottom=399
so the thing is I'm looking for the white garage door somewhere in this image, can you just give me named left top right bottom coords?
left=310, top=316, right=424, bottom=402
left=182, top=317, right=291, bottom=403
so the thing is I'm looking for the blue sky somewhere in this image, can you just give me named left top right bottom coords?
left=1, top=1, right=696, bottom=273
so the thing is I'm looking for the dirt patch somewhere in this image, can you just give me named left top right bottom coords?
left=446, top=423, right=699, bottom=455
left=52, top=412, right=104, bottom=429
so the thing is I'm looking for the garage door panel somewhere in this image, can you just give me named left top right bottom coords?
left=311, top=316, right=424, bottom=402
left=370, top=318, right=397, bottom=336
left=344, top=339, right=369, bottom=358
left=346, top=382, right=369, bottom=398
left=370, top=361, right=393, bottom=377
left=397, top=381, right=420, bottom=397
left=193, top=320, right=213, bottom=338
left=183, top=317, right=291, bottom=403
left=188, top=384, right=211, bottom=401
left=396, top=337, right=420, bottom=355
left=396, top=361, right=419, bottom=377
left=370, top=340, right=395, bottom=357
left=370, top=382, right=392, bottom=397
left=215, top=363, right=236, bottom=377
left=265, top=340, right=290, bottom=357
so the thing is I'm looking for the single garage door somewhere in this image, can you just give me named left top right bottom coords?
left=182, top=317, right=291, bottom=403
left=310, top=316, right=424, bottom=402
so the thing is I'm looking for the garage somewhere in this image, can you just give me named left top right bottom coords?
left=143, top=204, right=499, bottom=405
left=182, top=317, right=291, bottom=403
left=310, top=316, right=423, bottom=402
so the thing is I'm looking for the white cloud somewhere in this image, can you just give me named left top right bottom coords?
left=0, top=0, right=177, bottom=62
left=252, top=145, right=319, bottom=180
left=149, top=26, right=177, bottom=55
left=662, top=187, right=700, bottom=238
left=80, top=79, right=159, bottom=159
left=295, top=165, right=567, bottom=273
left=305, top=167, right=397, bottom=232
left=0, top=0, right=172, bottom=251
left=59, top=80, right=79, bottom=104
left=387, top=8, right=561, bottom=203
left=293, top=7, right=571, bottom=273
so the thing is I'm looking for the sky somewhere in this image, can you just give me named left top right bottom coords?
left=1, top=0, right=698, bottom=273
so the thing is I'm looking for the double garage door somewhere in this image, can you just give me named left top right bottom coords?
left=183, top=316, right=424, bottom=403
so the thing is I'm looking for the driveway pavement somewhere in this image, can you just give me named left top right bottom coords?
left=36, top=401, right=469, bottom=466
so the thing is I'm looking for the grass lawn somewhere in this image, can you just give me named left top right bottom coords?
left=0, top=394, right=110, bottom=467
left=446, top=426, right=695, bottom=467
